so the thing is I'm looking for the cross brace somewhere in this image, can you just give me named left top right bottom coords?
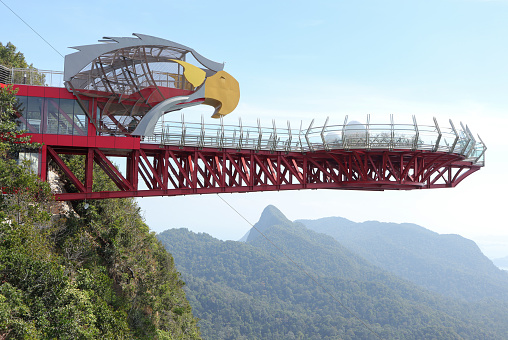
left=43, top=143, right=481, bottom=201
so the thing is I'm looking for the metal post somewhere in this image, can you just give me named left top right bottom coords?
left=298, top=121, right=304, bottom=153
left=449, top=119, right=459, bottom=154
left=219, top=116, right=224, bottom=150
left=412, top=115, right=419, bottom=151
left=257, top=118, right=262, bottom=152
left=180, top=113, right=186, bottom=147
left=342, top=115, right=348, bottom=149
left=465, top=124, right=476, bottom=158
left=366, top=114, right=371, bottom=150
left=198, top=115, right=205, bottom=149
left=390, top=114, right=394, bottom=151
left=459, top=122, right=471, bottom=156
left=433, top=117, right=442, bottom=152
left=237, top=117, right=243, bottom=151
left=320, top=116, right=329, bottom=151
left=285, top=120, right=292, bottom=153
left=475, top=134, right=487, bottom=164
left=271, top=119, right=277, bottom=152
left=305, top=119, right=315, bottom=153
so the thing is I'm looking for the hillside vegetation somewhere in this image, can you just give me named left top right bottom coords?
left=297, top=215, right=508, bottom=301
left=158, top=206, right=508, bottom=339
left=0, top=82, right=201, bottom=339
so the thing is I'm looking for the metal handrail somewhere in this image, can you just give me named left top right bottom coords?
left=144, top=115, right=486, bottom=166
left=8, top=68, right=64, bottom=87
left=5, top=66, right=193, bottom=91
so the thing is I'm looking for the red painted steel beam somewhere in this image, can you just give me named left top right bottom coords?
left=45, top=148, right=479, bottom=201
left=30, top=133, right=481, bottom=201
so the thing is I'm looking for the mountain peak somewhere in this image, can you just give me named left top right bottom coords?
left=259, top=205, right=291, bottom=225
left=242, top=205, right=292, bottom=242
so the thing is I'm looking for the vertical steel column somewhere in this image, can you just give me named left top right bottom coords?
left=126, top=150, right=139, bottom=192
left=85, top=148, right=94, bottom=191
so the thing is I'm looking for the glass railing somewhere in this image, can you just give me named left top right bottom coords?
left=142, top=115, right=486, bottom=166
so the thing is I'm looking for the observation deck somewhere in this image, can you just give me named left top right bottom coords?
left=147, top=115, right=485, bottom=166
left=0, top=34, right=485, bottom=200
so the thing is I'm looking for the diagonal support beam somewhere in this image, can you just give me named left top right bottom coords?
left=168, top=150, right=194, bottom=188
left=47, top=146, right=86, bottom=193
left=94, top=149, right=134, bottom=191
left=139, top=149, right=164, bottom=189
left=253, top=154, right=276, bottom=185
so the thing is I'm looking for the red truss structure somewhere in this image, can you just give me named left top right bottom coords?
left=37, top=136, right=481, bottom=201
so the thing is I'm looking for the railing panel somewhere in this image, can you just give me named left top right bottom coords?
left=144, top=117, right=485, bottom=166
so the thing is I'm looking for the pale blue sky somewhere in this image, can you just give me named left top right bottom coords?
left=2, top=0, right=507, bottom=258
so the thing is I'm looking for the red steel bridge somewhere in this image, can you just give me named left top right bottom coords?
left=0, top=34, right=485, bottom=201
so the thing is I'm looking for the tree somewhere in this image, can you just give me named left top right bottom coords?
left=0, top=84, right=28, bottom=154
left=0, top=85, right=55, bottom=339
left=0, top=42, right=30, bottom=69
left=0, top=85, right=51, bottom=226
left=0, top=42, right=45, bottom=85
left=0, top=85, right=50, bottom=225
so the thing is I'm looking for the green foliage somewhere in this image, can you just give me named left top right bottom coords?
left=158, top=207, right=508, bottom=339
left=0, top=85, right=51, bottom=227
left=0, top=85, right=201, bottom=339
left=0, top=42, right=29, bottom=70
left=0, top=43, right=45, bottom=85
left=0, top=43, right=30, bottom=69
left=0, top=283, right=40, bottom=339
left=56, top=195, right=201, bottom=339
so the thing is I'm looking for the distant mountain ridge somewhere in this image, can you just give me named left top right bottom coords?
left=297, top=216, right=508, bottom=301
left=158, top=205, right=508, bottom=339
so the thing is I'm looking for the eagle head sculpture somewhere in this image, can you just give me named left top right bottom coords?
left=63, top=33, right=240, bottom=137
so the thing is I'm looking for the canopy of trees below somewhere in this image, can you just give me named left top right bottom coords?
left=158, top=206, right=508, bottom=340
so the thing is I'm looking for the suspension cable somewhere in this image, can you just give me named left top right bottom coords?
left=0, top=0, right=64, bottom=59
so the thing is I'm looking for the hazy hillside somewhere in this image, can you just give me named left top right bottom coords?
left=158, top=206, right=508, bottom=339
left=297, top=216, right=508, bottom=301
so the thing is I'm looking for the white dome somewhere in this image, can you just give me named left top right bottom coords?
left=325, top=131, right=342, bottom=144
left=344, top=120, right=366, bottom=138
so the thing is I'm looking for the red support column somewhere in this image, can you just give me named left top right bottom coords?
left=303, top=156, right=308, bottom=189
left=88, top=99, right=97, bottom=137
left=249, top=152, right=254, bottom=188
left=162, top=150, right=169, bottom=191
left=85, top=148, right=94, bottom=191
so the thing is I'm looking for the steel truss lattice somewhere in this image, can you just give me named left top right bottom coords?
left=44, top=141, right=481, bottom=201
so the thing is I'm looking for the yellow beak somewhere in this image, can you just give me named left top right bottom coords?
left=170, top=59, right=240, bottom=118
left=203, top=71, right=240, bottom=118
